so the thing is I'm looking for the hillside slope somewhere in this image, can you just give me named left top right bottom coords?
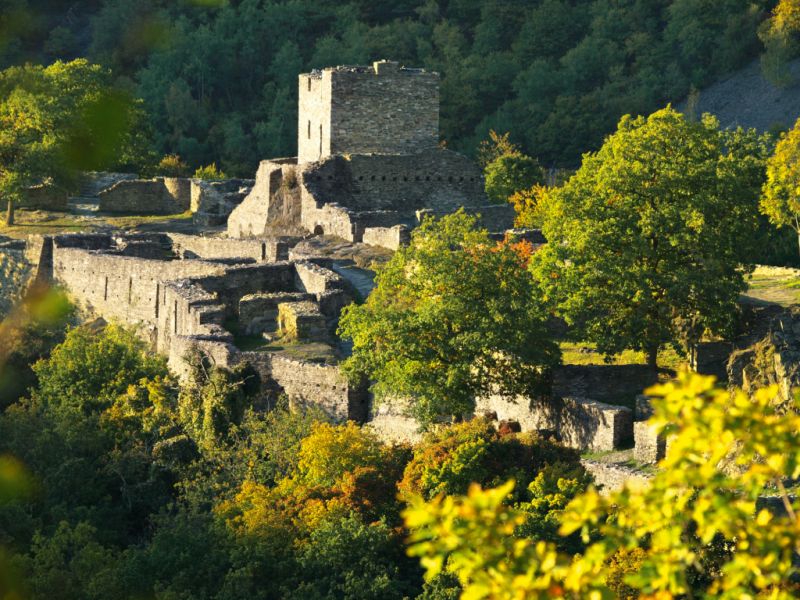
left=683, top=58, right=800, bottom=132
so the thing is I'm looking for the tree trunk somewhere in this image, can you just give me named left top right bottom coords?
left=5, top=197, right=14, bottom=226
left=646, top=345, right=658, bottom=372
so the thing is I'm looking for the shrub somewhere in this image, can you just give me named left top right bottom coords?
left=155, top=154, right=190, bottom=177
left=193, top=163, right=227, bottom=180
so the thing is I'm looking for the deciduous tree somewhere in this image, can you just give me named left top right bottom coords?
left=530, top=107, right=760, bottom=369
left=339, top=210, right=559, bottom=424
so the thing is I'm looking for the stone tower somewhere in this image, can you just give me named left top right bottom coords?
left=297, top=60, right=439, bottom=164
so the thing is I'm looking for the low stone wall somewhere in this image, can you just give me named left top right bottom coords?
left=559, top=397, right=633, bottom=451
left=294, top=260, right=346, bottom=294
left=581, top=460, right=653, bottom=495
left=277, top=301, right=327, bottom=341
left=362, top=225, right=410, bottom=250
left=691, top=341, right=733, bottom=382
left=242, top=351, right=366, bottom=421
left=239, top=292, right=312, bottom=335
left=168, top=233, right=290, bottom=262
left=98, top=178, right=190, bottom=214
left=21, top=184, right=68, bottom=211
left=633, top=421, right=667, bottom=464
left=367, top=396, right=424, bottom=444
left=475, top=394, right=559, bottom=432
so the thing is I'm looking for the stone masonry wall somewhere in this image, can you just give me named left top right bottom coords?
left=98, top=178, right=191, bottom=214
left=329, top=61, right=438, bottom=157
left=298, top=72, right=332, bottom=163
left=362, top=225, right=410, bottom=250
left=298, top=61, right=438, bottom=163
left=53, top=247, right=225, bottom=326
left=21, top=184, right=68, bottom=211
left=300, top=149, right=485, bottom=213
left=168, top=233, right=290, bottom=263
left=227, top=159, right=302, bottom=238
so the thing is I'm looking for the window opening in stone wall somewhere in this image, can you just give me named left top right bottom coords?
left=128, top=277, right=133, bottom=304
left=173, top=301, right=178, bottom=334
left=155, top=284, right=160, bottom=318
left=319, top=124, right=322, bottom=156
left=307, top=120, right=311, bottom=139
left=261, top=243, right=266, bottom=261
left=103, top=277, right=108, bottom=301
left=307, top=78, right=311, bottom=91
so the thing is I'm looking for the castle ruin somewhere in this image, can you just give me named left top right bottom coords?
left=226, top=60, right=514, bottom=246
left=11, top=60, right=649, bottom=469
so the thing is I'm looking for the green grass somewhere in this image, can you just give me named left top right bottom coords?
left=0, top=208, right=194, bottom=238
left=225, top=317, right=338, bottom=363
left=560, top=341, right=686, bottom=372
left=743, top=266, right=800, bottom=307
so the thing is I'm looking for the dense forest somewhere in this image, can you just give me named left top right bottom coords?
left=0, top=0, right=780, bottom=175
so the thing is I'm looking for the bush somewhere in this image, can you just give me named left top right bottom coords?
left=193, top=163, right=227, bottom=180
left=155, top=154, right=190, bottom=177
left=398, top=418, right=584, bottom=502
left=484, top=153, right=545, bottom=204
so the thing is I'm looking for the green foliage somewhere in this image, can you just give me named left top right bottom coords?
left=33, top=322, right=168, bottom=413
left=760, top=0, right=800, bottom=86
left=0, top=59, right=150, bottom=222
left=339, top=211, right=559, bottom=423
left=193, top=162, right=227, bottom=180
left=177, top=353, right=249, bottom=450
left=531, top=107, right=761, bottom=367
left=0, top=0, right=771, bottom=173
left=762, top=116, right=800, bottom=255
left=155, top=153, right=190, bottom=177
left=398, top=418, right=585, bottom=506
left=484, top=153, right=544, bottom=204
left=405, top=373, right=800, bottom=598
left=295, top=421, right=384, bottom=488
left=0, top=286, right=74, bottom=408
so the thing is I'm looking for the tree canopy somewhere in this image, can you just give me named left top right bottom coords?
left=530, top=107, right=762, bottom=368
left=339, top=210, right=559, bottom=424
left=0, top=0, right=775, bottom=175
left=0, top=59, right=146, bottom=223
left=762, top=116, right=800, bottom=255
left=405, top=373, right=800, bottom=598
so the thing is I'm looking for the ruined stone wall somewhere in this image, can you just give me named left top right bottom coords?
left=475, top=394, right=559, bottom=432
left=98, top=178, right=190, bottom=214
left=167, top=233, right=289, bottom=262
left=553, top=365, right=658, bottom=406
left=558, top=397, right=633, bottom=451
left=300, top=149, right=485, bottom=212
left=21, top=184, right=68, bottom=211
left=475, top=393, right=632, bottom=452
left=227, top=159, right=302, bottom=238
left=362, top=225, right=409, bottom=250
left=53, top=247, right=225, bottom=325
left=256, top=353, right=366, bottom=421
left=581, top=460, right=652, bottom=496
